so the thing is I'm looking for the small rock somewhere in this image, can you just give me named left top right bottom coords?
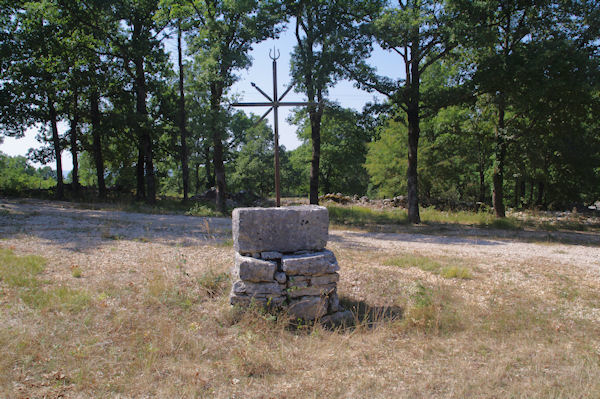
left=274, top=271, right=287, bottom=284
left=261, top=251, right=283, bottom=260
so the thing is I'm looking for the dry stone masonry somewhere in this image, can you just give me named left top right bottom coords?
left=230, top=206, right=352, bottom=324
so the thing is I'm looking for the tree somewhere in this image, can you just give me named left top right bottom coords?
left=288, top=0, right=378, bottom=204
left=343, top=0, right=464, bottom=223
left=229, top=114, right=279, bottom=196
left=290, top=105, right=373, bottom=195
left=4, top=0, right=74, bottom=199
left=365, top=117, right=408, bottom=198
left=163, top=0, right=283, bottom=212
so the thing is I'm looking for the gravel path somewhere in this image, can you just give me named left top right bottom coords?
left=1, top=198, right=598, bottom=274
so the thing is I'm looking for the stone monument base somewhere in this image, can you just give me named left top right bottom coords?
left=230, top=206, right=352, bottom=325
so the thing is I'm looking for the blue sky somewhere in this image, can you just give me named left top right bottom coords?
left=1, top=23, right=402, bottom=169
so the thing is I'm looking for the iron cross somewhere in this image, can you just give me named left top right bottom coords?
left=232, top=48, right=311, bottom=207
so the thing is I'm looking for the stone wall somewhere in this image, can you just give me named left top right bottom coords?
left=230, top=206, right=351, bottom=324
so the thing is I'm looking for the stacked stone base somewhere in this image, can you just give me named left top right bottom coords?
left=229, top=206, right=352, bottom=324
left=230, top=250, right=351, bottom=322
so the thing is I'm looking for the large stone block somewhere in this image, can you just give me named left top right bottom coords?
left=288, top=296, right=328, bottom=320
left=232, top=206, right=328, bottom=253
left=287, top=283, right=336, bottom=298
left=233, top=253, right=276, bottom=282
left=282, top=250, right=339, bottom=276
left=311, top=273, right=340, bottom=286
left=231, top=280, right=283, bottom=297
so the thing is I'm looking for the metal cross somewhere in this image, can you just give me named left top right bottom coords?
left=232, top=48, right=311, bottom=207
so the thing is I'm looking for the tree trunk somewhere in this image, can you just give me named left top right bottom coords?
left=70, top=85, right=80, bottom=194
left=134, top=56, right=155, bottom=204
left=406, top=47, right=421, bottom=224
left=513, top=177, right=520, bottom=208
left=48, top=97, right=64, bottom=199
left=90, top=90, right=106, bottom=199
left=136, top=144, right=145, bottom=200
left=178, top=24, right=189, bottom=201
left=477, top=134, right=486, bottom=203
left=406, top=105, right=420, bottom=223
left=309, top=109, right=323, bottom=205
left=492, top=96, right=507, bottom=217
left=194, top=162, right=201, bottom=194
left=210, top=83, right=226, bottom=212
left=204, top=145, right=213, bottom=189
left=536, top=180, right=544, bottom=207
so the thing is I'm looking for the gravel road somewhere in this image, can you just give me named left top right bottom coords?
left=1, top=198, right=598, bottom=275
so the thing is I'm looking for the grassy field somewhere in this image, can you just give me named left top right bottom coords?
left=1, top=233, right=600, bottom=397
left=327, top=204, right=600, bottom=232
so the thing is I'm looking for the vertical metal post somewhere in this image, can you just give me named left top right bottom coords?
left=232, top=48, right=310, bottom=208
left=272, top=58, right=281, bottom=207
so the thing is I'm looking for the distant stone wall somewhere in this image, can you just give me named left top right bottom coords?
left=230, top=206, right=351, bottom=324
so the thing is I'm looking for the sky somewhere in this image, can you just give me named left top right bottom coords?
left=1, top=22, right=402, bottom=170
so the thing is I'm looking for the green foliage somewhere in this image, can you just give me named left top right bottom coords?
left=0, top=153, right=56, bottom=194
left=1, top=1, right=599, bottom=211
left=365, top=118, right=408, bottom=198
left=402, top=282, right=462, bottom=334
left=290, top=106, right=373, bottom=196
left=229, top=114, right=278, bottom=197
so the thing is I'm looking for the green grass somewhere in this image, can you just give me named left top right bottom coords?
left=383, top=254, right=472, bottom=280
left=401, top=282, right=463, bottom=334
left=0, top=248, right=46, bottom=287
left=185, top=203, right=222, bottom=217
left=0, top=248, right=90, bottom=312
left=71, top=266, right=83, bottom=278
left=197, top=270, right=230, bottom=297
left=383, top=254, right=442, bottom=272
left=440, top=266, right=473, bottom=279
left=20, top=286, right=91, bottom=312
left=327, top=204, right=523, bottom=229
left=328, top=205, right=408, bottom=226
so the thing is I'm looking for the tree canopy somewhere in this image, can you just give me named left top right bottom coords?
left=1, top=0, right=598, bottom=215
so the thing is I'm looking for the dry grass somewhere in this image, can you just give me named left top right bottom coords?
left=1, top=217, right=600, bottom=397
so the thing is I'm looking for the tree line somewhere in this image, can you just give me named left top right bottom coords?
left=1, top=0, right=598, bottom=221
